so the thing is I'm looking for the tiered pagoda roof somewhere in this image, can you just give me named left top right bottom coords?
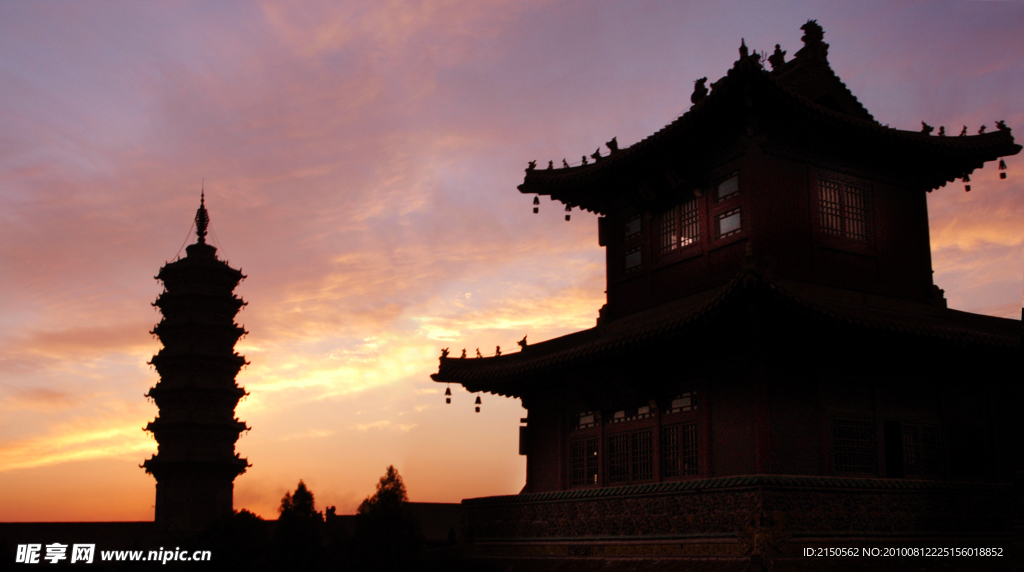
left=432, top=263, right=1019, bottom=399
left=518, top=21, right=1020, bottom=215
left=434, top=21, right=1021, bottom=399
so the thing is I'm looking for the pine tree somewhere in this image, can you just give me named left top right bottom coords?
left=357, top=465, right=407, bottom=515
left=354, top=466, right=423, bottom=569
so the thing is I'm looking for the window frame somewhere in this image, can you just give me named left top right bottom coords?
left=812, top=170, right=876, bottom=254
left=831, top=417, right=879, bottom=476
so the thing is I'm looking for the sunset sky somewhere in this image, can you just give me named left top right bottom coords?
left=1, top=1, right=1021, bottom=522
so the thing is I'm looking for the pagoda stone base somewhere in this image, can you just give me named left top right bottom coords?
left=458, top=476, right=1016, bottom=570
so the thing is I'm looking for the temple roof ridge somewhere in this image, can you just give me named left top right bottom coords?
left=433, top=266, right=1020, bottom=393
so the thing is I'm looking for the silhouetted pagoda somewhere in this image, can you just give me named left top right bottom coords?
left=434, top=22, right=1022, bottom=569
left=144, top=195, right=250, bottom=532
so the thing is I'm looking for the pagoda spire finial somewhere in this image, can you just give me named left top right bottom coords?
left=195, top=187, right=210, bottom=244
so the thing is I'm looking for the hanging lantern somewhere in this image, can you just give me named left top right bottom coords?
left=565, top=204, right=571, bottom=221
left=533, top=196, right=540, bottom=214
left=475, top=395, right=481, bottom=413
left=999, top=159, right=1007, bottom=179
left=445, top=385, right=451, bottom=405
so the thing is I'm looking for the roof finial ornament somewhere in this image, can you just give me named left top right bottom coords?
left=921, top=122, right=934, bottom=135
left=562, top=159, right=570, bottom=168
left=195, top=187, right=210, bottom=244
left=739, top=38, right=749, bottom=59
left=978, top=125, right=987, bottom=135
left=938, top=126, right=946, bottom=137
left=518, top=335, right=528, bottom=349
left=606, top=137, right=619, bottom=153
left=995, top=120, right=1007, bottom=131
left=798, top=20, right=829, bottom=59
left=959, top=126, right=968, bottom=137
left=768, top=44, right=786, bottom=70
left=691, top=77, right=708, bottom=104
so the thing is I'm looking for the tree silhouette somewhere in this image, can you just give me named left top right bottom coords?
left=280, top=480, right=318, bottom=520
left=274, top=480, right=326, bottom=571
left=354, top=466, right=423, bottom=570
left=358, top=465, right=407, bottom=514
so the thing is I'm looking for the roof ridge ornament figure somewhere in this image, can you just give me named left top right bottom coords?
left=518, top=335, right=528, bottom=349
left=768, top=44, right=786, bottom=70
left=606, top=137, right=619, bottom=153
left=691, top=77, right=708, bottom=105
left=960, top=126, right=968, bottom=137
left=996, top=120, right=1007, bottom=131
left=921, top=122, right=934, bottom=135
left=792, top=19, right=829, bottom=62
left=591, top=148, right=602, bottom=162
left=938, top=126, right=946, bottom=137
left=526, top=160, right=537, bottom=172
left=978, top=125, right=987, bottom=135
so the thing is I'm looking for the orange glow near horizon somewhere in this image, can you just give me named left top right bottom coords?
left=1, top=1, right=1021, bottom=522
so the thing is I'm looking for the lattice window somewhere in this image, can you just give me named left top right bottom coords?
left=570, top=438, right=599, bottom=486
left=631, top=431, right=653, bottom=481
left=833, top=419, right=877, bottom=473
left=658, top=199, right=700, bottom=254
left=607, top=431, right=653, bottom=484
left=680, top=199, right=699, bottom=247
left=902, top=424, right=940, bottom=476
left=661, top=423, right=698, bottom=479
left=818, top=179, right=868, bottom=241
left=948, top=426, right=986, bottom=478
left=658, top=209, right=677, bottom=253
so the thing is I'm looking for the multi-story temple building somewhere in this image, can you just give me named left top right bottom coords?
left=144, top=196, right=251, bottom=532
left=433, top=22, right=1021, bottom=569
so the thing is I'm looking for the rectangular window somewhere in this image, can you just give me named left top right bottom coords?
left=658, top=199, right=700, bottom=253
left=716, top=174, right=739, bottom=201
left=607, top=431, right=653, bottom=484
left=624, top=216, right=641, bottom=237
left=902, top=424, right=940, bottom=477
left=716, top=208, right=742, bottom=238
left=833, top=419, right=876, bottom=473
left=818, top=179, right=868, bottom=241
left=570, top=438, right=599, bottom=486
left=576, top=411, right=597, bottom=429
left=624, top=247, right=642, bottom=271
left=661, top=423, right=698, bottom=478
left=668, top=391, right=697, bottom=414
left=609, top=405, right=653, bottom=424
